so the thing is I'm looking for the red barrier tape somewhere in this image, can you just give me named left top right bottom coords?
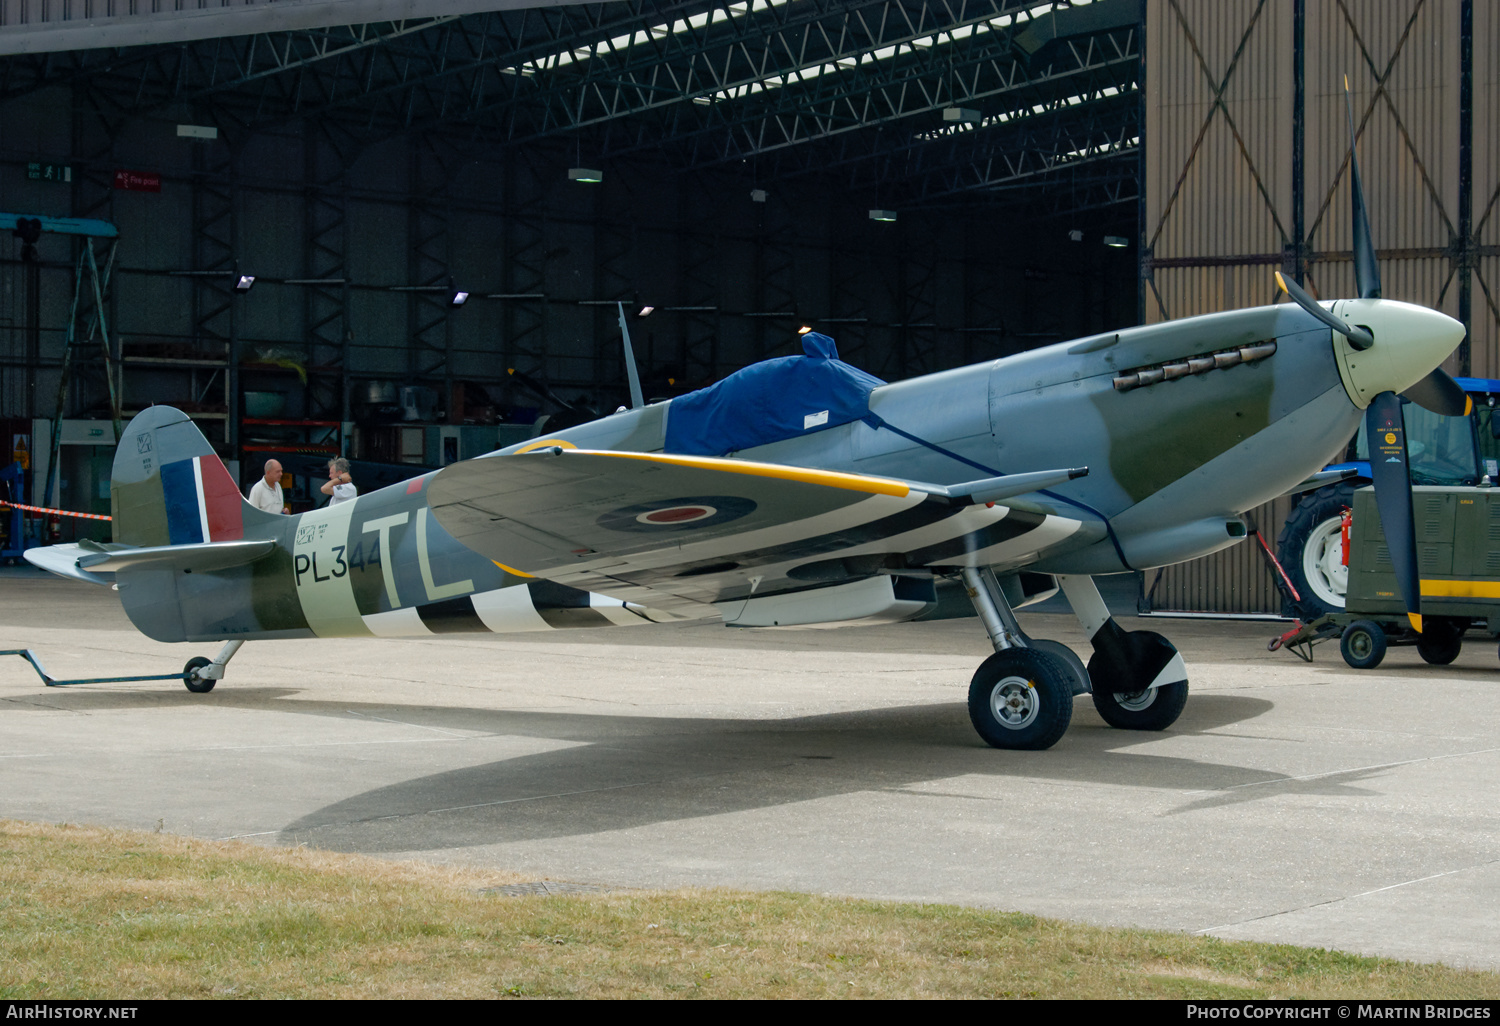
left=0, top=501, right=112, bottom=521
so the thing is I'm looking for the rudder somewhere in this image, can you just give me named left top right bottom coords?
left=112, top=406, right=278, bottom=546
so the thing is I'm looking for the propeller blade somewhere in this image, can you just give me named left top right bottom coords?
left=1274, top=271, right=1374, bottom=350
left=1401, top=368, right=1473, bottom=417
left=1345, top=75, right=1382, bottom=300
left=1365, top=391, right=1422, bottom=632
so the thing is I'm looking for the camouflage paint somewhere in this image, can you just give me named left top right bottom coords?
left=1099, top=366, right=1275, bottom=504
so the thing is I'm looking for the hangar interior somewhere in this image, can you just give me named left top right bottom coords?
left=0, top=0, right=1494, bottom=611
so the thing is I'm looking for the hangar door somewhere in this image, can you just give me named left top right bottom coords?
left=1142, top=0, right=1487, bottom=614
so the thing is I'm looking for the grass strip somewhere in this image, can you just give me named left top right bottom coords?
left=1, top=819, right=1496, bottom=999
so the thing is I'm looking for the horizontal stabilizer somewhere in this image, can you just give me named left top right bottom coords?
left=77, top=538, right=277, bottom=574
left=26, top=539, right=278, bottom=582
left=23, top=543, right=115, bottom=586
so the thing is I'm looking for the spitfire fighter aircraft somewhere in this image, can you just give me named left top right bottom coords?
left=25, top=115, right=1469, bottom=751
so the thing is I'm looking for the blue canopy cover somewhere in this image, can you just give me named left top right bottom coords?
left=663, top=333, right=885, bottom=456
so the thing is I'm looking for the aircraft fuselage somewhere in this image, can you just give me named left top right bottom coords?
left=108, top=299, right=1448, bottom=642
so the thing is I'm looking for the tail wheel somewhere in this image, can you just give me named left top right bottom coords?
left=183, top=656, right=216, bottom=694
left=967, top=649, right=1073, bottom=751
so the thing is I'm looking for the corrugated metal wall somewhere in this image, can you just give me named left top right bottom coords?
left=1143, top=0, right=1489, bottom=614
left=1473, top=0, right=1500, bottom=381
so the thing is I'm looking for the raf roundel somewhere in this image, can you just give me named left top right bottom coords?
left=636, top=504, right=717, bottom=525
left=597, top=495, right=757, bottom=533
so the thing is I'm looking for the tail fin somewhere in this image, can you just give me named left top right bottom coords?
left=111, top=407, right=280, bottom=546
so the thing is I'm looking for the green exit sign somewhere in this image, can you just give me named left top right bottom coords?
left=27, top=162, right=73, bottom=183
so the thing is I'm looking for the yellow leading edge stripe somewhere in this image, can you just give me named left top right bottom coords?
left=579, top=449, right=911, bottom=497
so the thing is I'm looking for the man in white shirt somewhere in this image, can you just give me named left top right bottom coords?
left=322, top=457, right=357, bottom=506
left=247, top=459, right=287, bottom=514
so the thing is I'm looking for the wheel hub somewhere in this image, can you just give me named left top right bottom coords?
left=990, top=676, right=1039, bottom=730
left=1302, top=516, right=1348, bottom=608
left=1115, top=688, right=1157, bottom=712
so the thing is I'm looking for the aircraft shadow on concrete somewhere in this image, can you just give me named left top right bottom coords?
left=228, top=691, right=1306, bottom=854
left=4, top=681, right=1412, bottom=846
left=13, top=680, right=1394, bottom=849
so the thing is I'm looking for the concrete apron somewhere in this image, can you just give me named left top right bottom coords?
left=2, top=568, right=1498, bottom=971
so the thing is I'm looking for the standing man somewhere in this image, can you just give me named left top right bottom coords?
left=322, top=457, right=357, bottom=506
left=247, top=459, right=287, bottom=514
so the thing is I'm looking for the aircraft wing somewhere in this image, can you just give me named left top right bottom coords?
left=428, top=448, right=1095, bottom=618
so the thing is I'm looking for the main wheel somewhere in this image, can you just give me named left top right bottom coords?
left=183, top=656, right=216, bottom=693
left=1091, top=681, right=1188, bottom=731
left=1277, top=483, right=1355, bottom=620
left=1340, top=620, right=1387, bottom=669
left=1417, top=619, right=1465, bottom=665
left=967, top=648, right=1074, bottom=751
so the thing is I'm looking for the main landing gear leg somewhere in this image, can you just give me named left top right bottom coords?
left=183, top=640, right=244, bottom=694
left=1057, top=574, right=1188, bottom=731
left=960, top=567, right=1077, bottom=751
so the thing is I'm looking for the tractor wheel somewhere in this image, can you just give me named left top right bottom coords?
left=1277, top=483, right=1356, bottom=620
left=1340, top=620, right=1387, bottom=670
left=1417, top=619, right=1465, bottom=666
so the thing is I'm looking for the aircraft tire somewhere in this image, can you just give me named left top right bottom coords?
left=183, top=656, right=216, bottom=694
left=1277, top=483, right=1355, bottom=620
left=1027, top=638, right=1091, bottom=696
left=1417, top=619, right=1465, bottom=666
left=1340, top=620, right=1387, bottom=670
left=1090, top=680, right=1188, bottom=731
left=967, top=649, right=1073, bottom=751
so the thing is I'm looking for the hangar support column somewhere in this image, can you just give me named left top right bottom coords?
left=673, top=177, right=723, bottom=386
left=754, top=190, right=798, bottom=365
left=406, top=139, right=455, bottom=421
left=303, top=123, right=355, bottom=433
left=499, top=147, right=549, bottom=385
left=190, top=125, right=238, bottom=453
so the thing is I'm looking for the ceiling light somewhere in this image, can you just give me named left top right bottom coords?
left=568, top=167, right=603, bottom=183
left=451, top=291, right=470, bottom=306
left=943, top=107, right=981, bottom=123
left=1103, top=236, right=1129, bottom=248
left=234, top=275, right=255, bottom=292
left=869, top=209, right=898, bottom=222
left=751, top=189, right=768, bottom=203
left=798, top=326, right=813, bottom=335
left=637, top=305, right=655, bottom=317
left=1068, top=229, right=1084, bottom=242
